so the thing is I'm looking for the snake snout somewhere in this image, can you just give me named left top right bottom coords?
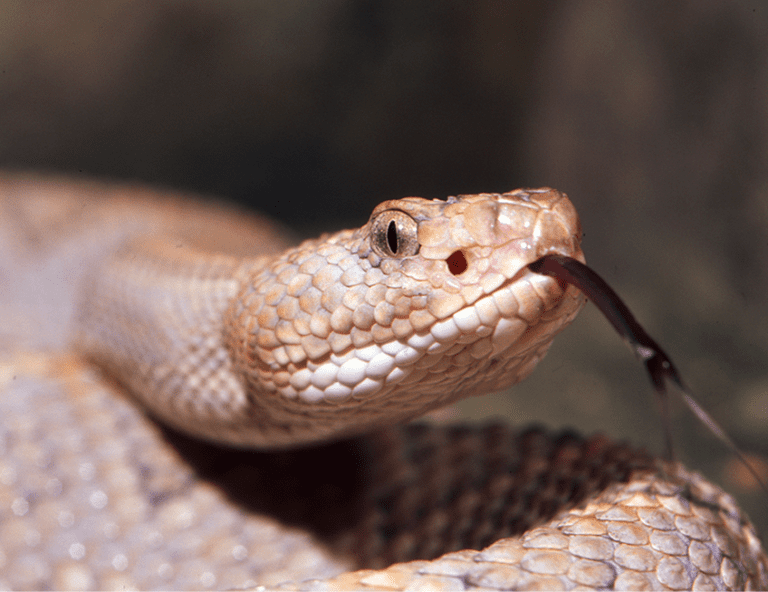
left=532, top=206, right=583, bottom=263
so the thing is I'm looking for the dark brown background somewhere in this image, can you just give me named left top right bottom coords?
left=1, top=1, right=766, bottom=539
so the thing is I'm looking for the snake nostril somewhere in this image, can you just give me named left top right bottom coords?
left=446, top=250, right=468, bottom=275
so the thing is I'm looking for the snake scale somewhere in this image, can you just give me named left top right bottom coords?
left=0, top=173, right=765, bottom=590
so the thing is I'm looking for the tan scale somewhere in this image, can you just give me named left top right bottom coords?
left=0, top=172, right=765, bottom=589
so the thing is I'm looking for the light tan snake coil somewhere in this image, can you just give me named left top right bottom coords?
left=0, top=173, right=765, bottom=590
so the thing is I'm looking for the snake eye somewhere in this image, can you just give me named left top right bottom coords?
left=370, top=210, right=419, bottom=258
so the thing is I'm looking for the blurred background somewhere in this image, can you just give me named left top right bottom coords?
left=1, top=1, right=766, bottom=537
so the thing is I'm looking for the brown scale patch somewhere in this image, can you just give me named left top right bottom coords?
left=163, top=422, right=656, bottom=571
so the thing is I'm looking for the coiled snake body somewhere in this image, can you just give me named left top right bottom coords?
left=0, top=173, right=765, bottom=589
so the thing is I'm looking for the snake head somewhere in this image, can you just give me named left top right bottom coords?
left=227, top=189, right=586, bottom=446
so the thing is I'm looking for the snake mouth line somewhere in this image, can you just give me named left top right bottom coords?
left=286, top=262, right=555, bottom=372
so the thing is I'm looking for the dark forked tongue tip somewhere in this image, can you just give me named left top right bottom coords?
left=529, top=253, right=768, bottom=497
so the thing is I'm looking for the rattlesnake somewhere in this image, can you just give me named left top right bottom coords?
left=0, top=173, right=765, bottom=590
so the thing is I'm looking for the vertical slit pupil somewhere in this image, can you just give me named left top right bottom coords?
left=387, top=220, right=398, bottom=254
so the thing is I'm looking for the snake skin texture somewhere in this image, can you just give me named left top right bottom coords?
left=0, top=173, right=766, bottom=590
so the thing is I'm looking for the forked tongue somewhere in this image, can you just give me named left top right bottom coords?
left=529, top=253, right=768, bottom=495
